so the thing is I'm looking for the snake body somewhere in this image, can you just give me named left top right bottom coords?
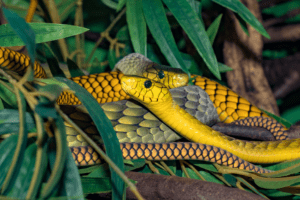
left=63, top=85, right=219, bottom=147
left=121, top=76, right=298, bottom=164
left=0, top=47, right=287, bottom=173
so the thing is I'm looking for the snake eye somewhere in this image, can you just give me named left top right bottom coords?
left=158, top=70, right=165, bottom=79
left=144, top=80, right=152, bottom=88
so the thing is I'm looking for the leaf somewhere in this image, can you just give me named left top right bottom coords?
left=116, top=26, right=130, bottom=41
left=7, top=143, right=37, bottom=199
left=206, top=14, right=223, bottom=45
left=218, top=62, right=233, bottom=73
left=56, top=148, right=84, bottom=199
left=142, top=0, right=189, bottom=75
left=117, top=0, right=127, bottom=12
left=0, top=135, right=19, bottom=188
left=124, top=159, right=146, bottom=172
left=55, top=77, right=125, bottom=200
left=188, top=161, right=218, bottom=172
left=2, top=7, right=36, bottom=64
left=212, top=0, right=270, bottom=39
left=0, top=109, right=35, bottom=135
left=223, top=174, right=237, bottom=187
left=108, top=49, right=118, bottom=70
left=127, top=0, right=147, bottom=56
left=0, top=23, right=89, bottom=47
left=86, top=163, right=111, bottom=178
left=81, top=177, right=112, bottom=194
left=163, top=0, right=220, bottom=79
left=102, top=0, right=118, bottom=9
left=0, top=81, right=18, bottom=109
left=253, top=174, right=300, bottom=189
left=36, top=43, right=66, bottom=78
left=1, top=90, right=28, bottom=195
left=66, top=58, right=85, bottom=77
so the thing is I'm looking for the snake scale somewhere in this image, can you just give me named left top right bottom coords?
left=0, top=47, right=290, bottom=173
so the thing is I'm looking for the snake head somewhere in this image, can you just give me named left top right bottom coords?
left=121, top=76, right=171, bottom=104
left=142, top=65, right=189, bottom=89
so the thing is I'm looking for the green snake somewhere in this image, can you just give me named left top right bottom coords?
left=0, top=47, right=289, bottom=173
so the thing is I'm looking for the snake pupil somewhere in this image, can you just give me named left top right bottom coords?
left=144, top=80, right=152, bottom=88
left=158, top=70, right=165, bottom=79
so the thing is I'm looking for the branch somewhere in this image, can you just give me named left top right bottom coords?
left=93, top=171, right=266, bottom=200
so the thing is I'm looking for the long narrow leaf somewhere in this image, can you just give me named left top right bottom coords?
left=2, top=8, right=36, bottom=64
left=0, top=23, right=89, bottom=47
left=127, top=0, right=147, bottom=56
left=142, top=0, right=189, bottom=75
left=163, top=0, right=220, bottom=79
left=55, top=77, right=125, bottom=200
left=212, top=0, right=270, bottom=39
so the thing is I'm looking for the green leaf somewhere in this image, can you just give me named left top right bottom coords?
left=0, top=109, right=35, bottom=135
left=218, top=62, right=233, bottom=73
left=236, top=14, right=249, bottom=36
left=0, top=23, right=89, bottom=47
left=117, top=0, right=127, bottom=12
left=254, top=175, right=300, bottom=189
left=127, top=0, right=147, bottom=56
left=40, top=115, right=67, bottom=199
left=0, top=135, right=19, bottom=188
left=142, top=0, right=189, bottom=75
left=102, top=0, right=118, bottom=9
left=7, top=143, right=37, bottom=199
left=124, top=159, right=146, bottom=172
left=108, top=49, right=118, bottom=70
left=36, top=43, right=66, bottom=78
left=86, top=163, right=111, bottom=178
left=56, top=148, right=84, bottom=199
left=188, top=161, right=218, bottom=172
left=1, top=90, right=28, bottom=195
left=116, top=26, right=130, bottom=41
left=212, top=0, right=270, bottom=39
left=223, top=174, right=237, bottom=187
left=236, top=177, right=268, bottom=199
left=55, top=77, right=125, bottom=200
left=206, top=14, right=223, bottom=45
left=81, top=177, right=112, bottom=194
left=67, top=58, right=85, bottom=77
left=2, top=7, right=36, bottom=64
left=0, top=81, right=18, bottom=109
left=163, top=0, right=220, bottom=79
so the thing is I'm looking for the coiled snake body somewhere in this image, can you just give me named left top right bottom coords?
left=0, top=47, right=292, bottom=173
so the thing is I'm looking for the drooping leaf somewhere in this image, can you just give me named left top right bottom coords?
left=142, top=0, right=189, bottom=75
left=163, top=0, right=220, bottom=79
left=2, top=7, right=36, bottom=65
left=0, top=23, right=89, bottom=47
left=0, top=109, right=35, bottom=135
left=55, top=77, right=125, bottom=200
left=67, top=58, right=85, bottom=78
left=127, top=0, right=147, bottom=56
left=212, top=0, right=270, bottom=39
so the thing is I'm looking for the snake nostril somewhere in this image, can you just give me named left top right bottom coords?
left=144, top=80, right=152, bottom=88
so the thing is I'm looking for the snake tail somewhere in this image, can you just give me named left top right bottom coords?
left=233, top=117, right=288, bottom=140
left=71, top=143, right=271, bottom=173
left=0, top=47, right=47, bottom=78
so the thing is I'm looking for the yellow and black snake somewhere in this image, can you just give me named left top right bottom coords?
left=0, top=47, right=290, bottom=173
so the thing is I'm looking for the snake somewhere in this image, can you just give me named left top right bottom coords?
left=120, top=76, right=299, bottom=164
left=0, top=47, right=288, bottom=173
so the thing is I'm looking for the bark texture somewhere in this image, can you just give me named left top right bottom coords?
left=223, top=0, right=279, bottom=115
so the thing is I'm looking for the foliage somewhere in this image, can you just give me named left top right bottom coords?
left=0, top=0, right=299, bottom=199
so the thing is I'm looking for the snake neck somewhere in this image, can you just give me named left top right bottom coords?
left=145, top=99, right=300, bottom=164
